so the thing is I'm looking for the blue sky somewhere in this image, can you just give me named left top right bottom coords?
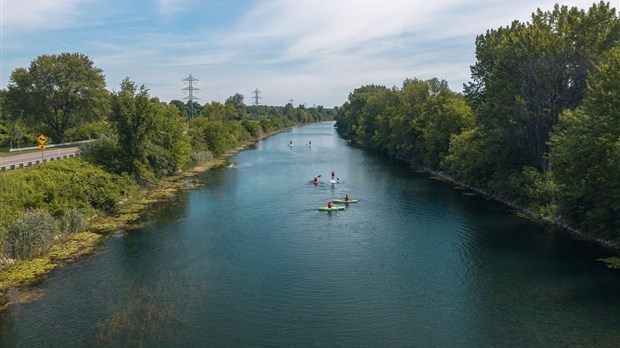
left=1, top=0, right=612, bottom=107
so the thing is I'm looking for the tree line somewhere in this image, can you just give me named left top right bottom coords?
left=0, top=55, right=334, bottom=261
left=334, top=2, right=620, bottom=244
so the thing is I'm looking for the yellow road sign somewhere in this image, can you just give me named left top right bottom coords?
left=37, top=134, right=47, bottom=144
left=38, top=144, right=47, bottom=150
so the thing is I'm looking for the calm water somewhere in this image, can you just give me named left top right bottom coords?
left=1, top=122, right=619, bottom=347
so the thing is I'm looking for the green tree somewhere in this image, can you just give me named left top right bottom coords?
left=458, top=1, right=619, bottom=192
left=169, top=99, right=189, bottom=118
left=225, top=93, right=247, bottom=119
left=550, top=47, right=620, bottom=241
left=4, top=53, right=108, bottom=143
left=108, top=79, right=191, bottom=181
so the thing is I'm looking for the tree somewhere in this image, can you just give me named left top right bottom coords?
left=459, top=2, right=619, bottom=190
left=108, top=78, right=191, bottom=181
left=169, top=100, right=189, bottom=118
left=550, top=47, right=620, bottom=240
left=4, top=53, right=108, bottom=143
left=225, top=93, right=246, bottom=119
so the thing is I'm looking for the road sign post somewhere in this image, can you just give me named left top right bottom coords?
left=38, top=134, right=47, bottom=161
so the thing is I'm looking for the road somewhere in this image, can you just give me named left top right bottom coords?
left=0, top=147, right=80, bottom=171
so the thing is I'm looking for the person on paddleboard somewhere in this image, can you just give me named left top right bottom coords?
left=331, top=171, right=335, bottom=179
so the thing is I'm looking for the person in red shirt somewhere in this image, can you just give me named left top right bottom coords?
left=345, top=194, right=350, bottom=202
left=313, top=177, right=319, bottom=184
left=327, top=201, right=333, bottom=208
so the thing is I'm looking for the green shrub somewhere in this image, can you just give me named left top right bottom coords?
left=192, top=151, right=213, bottom=165
left=8, top=209, right=57, bottom=260
left=80, top=136, right=124, bottom=174
left=65, top=120, right=112, bottom=142
left=60, top=208, right=87, bottom=234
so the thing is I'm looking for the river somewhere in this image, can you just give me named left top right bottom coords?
left=1, top=121, right=619, bottom=346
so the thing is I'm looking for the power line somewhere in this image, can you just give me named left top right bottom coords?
left=182, top=74, right=200, bottom=118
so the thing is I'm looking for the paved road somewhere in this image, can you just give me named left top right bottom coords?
left=0, top=147, right=80, bottom=171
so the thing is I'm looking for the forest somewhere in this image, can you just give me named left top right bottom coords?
left=334, top=2, right=620, bottom=245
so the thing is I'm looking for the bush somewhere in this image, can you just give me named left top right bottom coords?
left=64, top=120, right=112, bottom=142
left=8, top=209, right=57, bottom=260
left=80, top=136, right=124, bottom=174
left=192, top=151, right=213, bottom=165
left=60, top=208, right=87, bottom=234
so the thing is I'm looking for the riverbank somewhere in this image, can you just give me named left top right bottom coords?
left=422, top=167, right=620, bottom=269
left=0, top=155, right=227, bottom=311
left=0, top=126, right=296, bottom=311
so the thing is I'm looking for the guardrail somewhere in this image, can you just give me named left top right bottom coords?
left=1, top=152, right=81, bottom=172
left=9, top=139, right=96, bottom=152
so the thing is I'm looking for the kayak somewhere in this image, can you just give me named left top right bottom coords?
left=332, top=199, right=358, bottom=203
left=318, top=205, right=345, bottom=211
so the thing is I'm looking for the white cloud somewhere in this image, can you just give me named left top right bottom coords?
left=1, top=0, right=89, bottom=30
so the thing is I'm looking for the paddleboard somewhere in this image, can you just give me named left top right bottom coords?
left=332, top=199, right=358, bottom=203
left=318, top=205, right=346, bottom=211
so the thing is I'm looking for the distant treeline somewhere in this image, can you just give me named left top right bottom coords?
left=0, top=61, right=334, bottom=261
left=335, top=2, right=620, bottom=244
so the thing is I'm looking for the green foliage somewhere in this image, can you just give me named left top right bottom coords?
left=335, top=79, right=472, bottom=169
left=192, top=151, right=214, bottom=165
left=550, top=47, right=620, bottom=240
left=107, top=78, right=192, bottom=181
left=0, top=159, right=137, bottom=259
left=241, top=120, right=263, bottom=138
left=80, top=136, right=125, bottom=173
left=0, top=159, right=136, bottom=231
left=7, top=209, right=57, bottom=260
left=60, top=208, right=87, bottom=234
left=520, top=167, right=558, bottom=216
left=64, top=120, right=112, bottom=141
left=3, top=52, right=109, bottom=143
left=192, top=119, right=230, bottom=156
left=225, top=93, right=247, bottom=119
left=461, top=1, right=619, bottom=183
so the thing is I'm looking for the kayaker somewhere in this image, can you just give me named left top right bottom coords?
left=345, top=194, right=350, bottom=202
left=313, top=177, right=319, bottom=184
left=328, top=201, right=333, bottom=209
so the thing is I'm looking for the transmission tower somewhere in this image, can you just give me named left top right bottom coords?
left=288, top=98, right=294, bottom=106
left=182, top=74, right=200, bottom=118
left=252, top=88, right=262, bottom=118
